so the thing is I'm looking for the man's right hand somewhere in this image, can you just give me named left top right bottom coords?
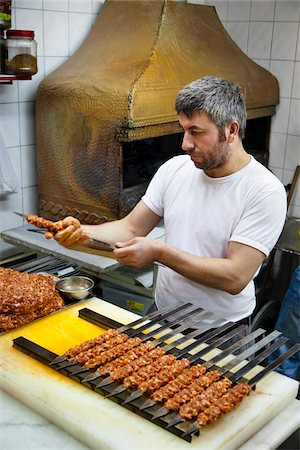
left=45, top=216, right=89, bottom=248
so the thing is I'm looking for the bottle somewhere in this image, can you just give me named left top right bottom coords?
left=0, top=0, right=11, bottom=30
left=5, top=29, right=37, bottom=76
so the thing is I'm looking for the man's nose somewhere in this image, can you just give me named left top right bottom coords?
left=182, top=133, right=194, bottom=152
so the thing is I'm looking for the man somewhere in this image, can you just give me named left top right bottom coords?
left=50, top=76, right=287, bottom=325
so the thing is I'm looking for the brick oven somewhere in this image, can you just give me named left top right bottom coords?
left=36, top=0, right=279, bottom=224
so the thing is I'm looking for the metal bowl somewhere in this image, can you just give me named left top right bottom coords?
left=55, top=276, right=94, bottom=301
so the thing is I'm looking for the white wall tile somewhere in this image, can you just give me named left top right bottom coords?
left=250, top=1, right=275, bottom=21
left=204, top=0, right=228, bottom=21
left=268, top=166, right=283, bottom=181
left=22, top=185, right=39, bottom=214
left=0, top=103, right=20, bottom=148
left=21, top=145, right=38, bottom=187
left=44, top=11, right=69, bottom=56
left=288, top=99, right=300, bottom=135
left=15, top=0, right=43, bottom=9
left=69, top=12, right=92, bottom=55
left=18, top=57, right=45, bottom=102
left=270, top=60, right=295, bottom=98
left=269, top=132, right=286, bottom=168
left=296, top=26, right=300, bottom=61
left=0, top=193, right=23, bottom=233
left=284, top=135, right=300, bottom=170
left=252, top=58, right=270, bottom=70
left=92, top=0, right=104, bottom=15
left=227, top=0, right=251, bottom=21
left=6, top=146, right=22, bottom=190
left=292, top=61, right=300, bottom=99
left=69, top=0, right=92, bottom=14
left=0, top=81, right=19, bottom=103
left=15, top=8, right=44, bottom=56
left=271, top=97, right=291, bottom=133
left=44, top=56, right=68, bottom=76
left=248, top=22, right=273, bottom=59
left=19, top=102, right=36, bottom=146
left=275, top=0, right=300, bottom=22
left=226, top=22, right=249, bottom=53
left=43, top=0, right=69, bottom=12
left=271, top=22, right=298, bottom=60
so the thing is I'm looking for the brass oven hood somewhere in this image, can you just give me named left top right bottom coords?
left=36, top=0, right=279, bottom=224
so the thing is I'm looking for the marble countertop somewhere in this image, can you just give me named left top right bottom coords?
left=1, top=389, right=299, bottom=450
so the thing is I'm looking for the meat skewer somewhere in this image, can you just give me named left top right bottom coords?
left=197, top=383, right=251, bottom=425
left=178, top=376, right=233, bottom=420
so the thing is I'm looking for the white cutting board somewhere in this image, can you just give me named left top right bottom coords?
left=0, top=298, right=298, bottom=450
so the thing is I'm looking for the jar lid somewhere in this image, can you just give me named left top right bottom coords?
left=6, top=29, right=34, bottom=39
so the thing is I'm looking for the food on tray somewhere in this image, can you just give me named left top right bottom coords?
left=62, top=328, right=252, bottom=426
left=0, top=266, right=64, bottom=331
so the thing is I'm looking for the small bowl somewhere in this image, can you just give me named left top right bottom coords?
left=56, top=276, right=94, bottom=302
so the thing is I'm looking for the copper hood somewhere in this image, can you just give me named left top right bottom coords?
left=36, top=0, right=279, bottom=224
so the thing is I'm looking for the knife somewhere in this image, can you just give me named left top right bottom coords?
left=14, top=211, right=116, bottom=252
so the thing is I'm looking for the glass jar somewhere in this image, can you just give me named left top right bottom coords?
left=5, top=29, right=37, bottom=76
left=0, top=1, right=11, bottom=30
left=0, top=29, right=4, bottom=73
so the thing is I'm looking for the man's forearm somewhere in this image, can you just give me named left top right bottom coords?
left=82, top=219, right=136, bottom=245
left=155, top=240, right=264, bottom=295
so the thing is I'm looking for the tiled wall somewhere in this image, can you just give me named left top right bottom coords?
left=0, top=0, right=299, bottom=259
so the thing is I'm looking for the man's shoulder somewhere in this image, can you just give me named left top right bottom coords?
left=248, top=157, right=285, bottom=194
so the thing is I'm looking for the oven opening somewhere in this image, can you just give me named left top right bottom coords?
left=122, top=133, right=185, bottom=189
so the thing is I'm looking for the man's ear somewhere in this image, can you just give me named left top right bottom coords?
left=227, top=121, right=239, bottom=143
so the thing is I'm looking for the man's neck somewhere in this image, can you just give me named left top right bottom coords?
left=205, top=145, right=250, bottom=178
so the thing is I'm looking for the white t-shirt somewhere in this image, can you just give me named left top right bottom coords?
left=142, top=155, right=287, bottom=323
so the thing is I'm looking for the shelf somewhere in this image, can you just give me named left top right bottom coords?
left=0, top=74, right=32, bottom=84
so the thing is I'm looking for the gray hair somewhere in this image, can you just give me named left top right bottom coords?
left=175, top=76, right=247, bottom=139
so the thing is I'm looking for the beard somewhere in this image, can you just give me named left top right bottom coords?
left=192, top=140, right=232, bottom=171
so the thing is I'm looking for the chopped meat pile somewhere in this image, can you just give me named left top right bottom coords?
left=0, top=267, right=64, bottom=331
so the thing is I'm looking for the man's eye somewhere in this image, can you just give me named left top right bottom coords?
left=191, top=130, right=201, bottom=136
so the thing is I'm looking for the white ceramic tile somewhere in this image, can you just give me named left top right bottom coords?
left=248, top=22, right=273, bottom=59
left=14, top=0, right=43, bottom=9
left=283, top=168, right=300, bottom=211
left=284, top=135, right=300, bottom=170
left=275, top=0, right=300, bottom=22
left=0, top=103, right=20, bottom=148
left=92, top=0, right=104, bottom=15
left=21, top=145, right=38, bottom=187
left=15, top=8, right=44, bottom=56
left=6, top=146, right=22, bottom=190
left=227, top=0, right=251, bottom=21
left=226, top=21, right=249, bottom=53
left=292, top=61, right=300, bottom=99
left=18, top=57, right=45, bottom=102
left=271, top=97, right=291, bottom=134
left=22, top=185, right=39, bottom=213
left=19, top=101, right=36, bottom=146
left=296, top=26, right=300, bottom=61
left=271, top=22, right=298, bottom=60
left=268, top=165, right=283, bottom=182
left=44, top=56, right=68, bottom=76
left=0, top=81, right=19, bottom=103
left=44, top=11, right=69, bottom=56
left=269, top=132, right=286, bottom=168
left=0, top=193, right=23, bottom=232
left=69, top=12, right=92, bottom=55
left=288, top=99, right=300, bottom=135
left=203, top=0, right=228, bottom=21
left=270, top=60, right=295, bottom=98
left=250, top=1, right=275, bottom=21
left=252, top=58, right=270, bottom=70
left=43, top=0, right=69, bottom=11
left=69, top=0, right=92, bottom=13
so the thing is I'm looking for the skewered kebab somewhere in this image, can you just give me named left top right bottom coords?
left=85, top=337, right=143, bottom=369
left=197, top=383, right=251, bottom=426
left=96, top=316, right=223, bottom=383
left=51, top=303, right=193, bottom=365
left=151, top=330, right=286, bottom=421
